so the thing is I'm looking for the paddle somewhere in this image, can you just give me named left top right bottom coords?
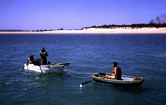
left=39, top=65, right=43, bottom=73
left=19, top=66, right=24, bottom=70
left=80, top=80, right=93, bottom=87
left=19, top=63, right=28, bottom=70
left=56, top=62, right=71, bottom=66
left=20, top=60, right=29, bottom=70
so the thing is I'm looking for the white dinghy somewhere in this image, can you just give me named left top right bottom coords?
left=23, top=62, right=71, bottom=74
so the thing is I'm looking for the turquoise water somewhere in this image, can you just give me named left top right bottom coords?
left=0, top=34, right=166, bottom=104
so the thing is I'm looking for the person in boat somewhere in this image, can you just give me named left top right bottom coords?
left=107, top=62, right=122, bottom=80
left=40, top=47, right=48, bottom=65
left=27, top=54, right=34, bottom=65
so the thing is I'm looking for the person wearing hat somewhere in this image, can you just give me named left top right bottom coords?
left=40, top=47, right=48, bottom=65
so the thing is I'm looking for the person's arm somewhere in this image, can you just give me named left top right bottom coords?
left=26, top=58, right=30, bottom=65
left=112, top=67, right=117, bottom=76
left=114, top=67, right=118, bottom=77
left=112, top=68, right=115, bottom=75
left=107, top=69, right=115, bottom=78
left=40, top=51, right=42, bottom=57
left=115, top=68, right=117, bottom=76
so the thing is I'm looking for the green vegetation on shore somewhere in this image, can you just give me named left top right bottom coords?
left=84, top=23, right=166, bottom=29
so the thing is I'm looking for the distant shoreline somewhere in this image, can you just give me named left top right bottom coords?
left=1, top=27, right=166, bottom=34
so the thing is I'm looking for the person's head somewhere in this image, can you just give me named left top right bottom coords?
left=112, top=62, right=118, bottom=67
left=41, top=47, right=45, bottom=52
left=30, top=54, right=34, bottom=57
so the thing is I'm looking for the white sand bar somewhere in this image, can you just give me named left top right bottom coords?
left=1, top=27, right=166, bottom=34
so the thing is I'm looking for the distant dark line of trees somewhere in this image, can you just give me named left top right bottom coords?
left=85, top=23, right=166, bottom=29
left=86, top=14, right=166, bottom=29
left=32, top=27, right=63, bottom=32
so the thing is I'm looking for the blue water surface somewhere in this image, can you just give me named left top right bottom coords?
left=0, top=34, right=166, bottom=104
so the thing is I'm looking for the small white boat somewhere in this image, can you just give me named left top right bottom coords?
left=23, top=62, right=71, bottom=74
left=92, top=72, right=145, bottom=86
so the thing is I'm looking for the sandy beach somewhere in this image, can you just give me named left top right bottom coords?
left=1, top=27, right=166, bottom=34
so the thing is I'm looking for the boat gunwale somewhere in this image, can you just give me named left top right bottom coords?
left=41, top=64, right=65, bottom=68
left=23, top=63, right=65, bottom=74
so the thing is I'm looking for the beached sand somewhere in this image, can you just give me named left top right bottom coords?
left=1, top=28, right=166, bottom=34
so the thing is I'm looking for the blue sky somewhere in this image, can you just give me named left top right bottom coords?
left=0, top=0, right=166, bottom=30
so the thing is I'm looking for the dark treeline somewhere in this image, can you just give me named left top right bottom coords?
left=32, top=27, right=63, bottom=32
left=86, top=23, right=166, bottom=29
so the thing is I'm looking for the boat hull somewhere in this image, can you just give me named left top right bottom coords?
left=23, top=62, right=70, bottom=74
left=92, top=73, right=144, bottom=86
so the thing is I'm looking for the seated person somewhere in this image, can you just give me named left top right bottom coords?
left=106, top=62, right=122, bottom=80
left=27, top=54, right=34, bottom=65
left=32, top=58, right=41, bottom=66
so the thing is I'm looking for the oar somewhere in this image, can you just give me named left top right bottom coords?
left=56, top=62, right=71, bottom=66
left=19, top=64, right=27, bottom=70
left=20, top=60, right=29, bottom=70
left=39, top=65, right=43, bottom=73
left=80, top=80, right=93, bottom=87
left=19, top=66, right=24, bottom=70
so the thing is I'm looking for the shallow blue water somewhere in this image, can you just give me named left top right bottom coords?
left=0, top=34, right=166, bottom=104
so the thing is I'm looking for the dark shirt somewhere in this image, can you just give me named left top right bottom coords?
left=40, top=50, right=48, bottom=65
left=27, top=55, right=34, bottom=64
left=29, top=55, right=34, bottom=61
left=40, top=51, right=48, bottom=58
